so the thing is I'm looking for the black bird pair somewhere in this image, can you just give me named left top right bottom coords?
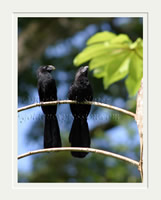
left=37, top=65, right=93, bottom=158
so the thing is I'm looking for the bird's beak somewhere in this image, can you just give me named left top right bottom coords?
left=47, top=65, right=56, bottom=71
left=82, top=66, right=89, bottom=73
left=84, top=66, right=89, bottom=71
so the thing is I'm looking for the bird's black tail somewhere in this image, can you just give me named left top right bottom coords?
left=69, top=117, right=90, bottom=158
left=44, top=115, right=62, bottom=148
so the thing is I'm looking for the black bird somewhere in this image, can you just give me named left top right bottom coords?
left=37, top=65, right=61, bottom=148
left=68, top=66, right=93, bottom=158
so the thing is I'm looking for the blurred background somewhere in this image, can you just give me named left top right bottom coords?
left=18, top=17, right=143, bottom=182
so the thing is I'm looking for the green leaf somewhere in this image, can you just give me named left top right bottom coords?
left=125, top=76, right=142, bottom=96
left=110, top=34, right=132, bottom=44
left=74, top=33, right=133, bottom=67
left=130, top=38, right=143, bottom=60
left=125, top=52, right=143, bottom=96
left=130, top=38, right=142, bottom=49
left=87, top=31, right=116, bottom=45
left=102, top=51, right=131, bottom=89
left=93, top=66, right=106, bottom=78
left=73, top=43, right=110, bottom=66
left=89, top=54, right=110, bottom=70
left=73, top=31, right=143, bottom=96
left=129, top=52, right=143, bottom=81
left=89, top=48, right=124, bottom=70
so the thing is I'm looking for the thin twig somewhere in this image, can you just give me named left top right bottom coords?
left=18, top=147, right=139, bottom=167
left=18, top=100, right=136, bottom=118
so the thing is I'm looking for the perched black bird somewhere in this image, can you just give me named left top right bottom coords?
left=68, top=66, right=93, bottom=158
left=37, top=65, right=61, bottom=148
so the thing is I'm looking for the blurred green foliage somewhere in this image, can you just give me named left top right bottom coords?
left=18, top=17, right=142, bottom=183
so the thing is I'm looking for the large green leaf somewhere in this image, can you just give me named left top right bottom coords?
left=125, top=52, right=143, bottom=96
left=129, top=52, right=143, bottom=80
left=74, top=43, right=110, bottom=66
left=89, top=44, right=130, bottom=70
left=125, top=76, right=142, bottom=97
left=130, top=38, right=143, bottom=59
left=93, top=66, right=107, bottom=78
left=130, top=38, right=142, bottom=50
left=110, top=34, right=132, bottom=44
left=90, top=50, right=120, bottom=70
left=87, top=31, right=116, bottom=45
left=73, top=31, right=143, bottom=96
left=102, top=51, right=131, bottom=88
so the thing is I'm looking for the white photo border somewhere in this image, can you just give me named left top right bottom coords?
left=13, top=12, right=148, bottom=189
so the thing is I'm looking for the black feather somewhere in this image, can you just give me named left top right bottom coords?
left=37, top=65, right=61, bottom=148
left=68, top=66, right=93, bottom=158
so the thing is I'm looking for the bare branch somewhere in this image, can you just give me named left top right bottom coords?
left=18, top=100, right=136, bottom=118
left=18, top=147, right=139, bottom=167
left=135, top=79, right=143, bottom=181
